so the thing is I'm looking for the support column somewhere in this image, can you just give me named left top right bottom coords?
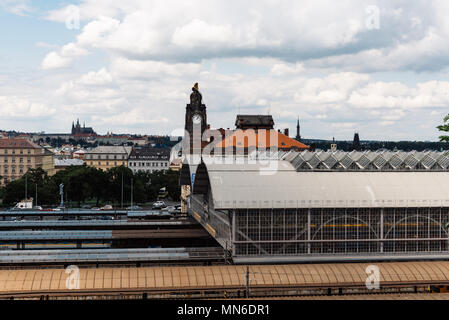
left=307, top=208, right=311, bottom=254
left=232, top=210, right=236, bottom=257
left=380, top=208, right=384, bottom=253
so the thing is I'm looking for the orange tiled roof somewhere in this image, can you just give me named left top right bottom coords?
left=215, top=129, right=309, bottom=149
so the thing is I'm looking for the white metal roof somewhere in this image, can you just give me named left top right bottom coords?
left=279, top=150, right=449, bottom=171
left=200, top=159, right=449, bottom=209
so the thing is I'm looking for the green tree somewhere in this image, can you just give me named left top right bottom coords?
left=85, top=166, right=108, bottom=206
left=437, top=114, right=449, bottom=142
left=106, top=166, right=134, bottom=206
left=3, top=178, right=28, bottom=206
left=166, top=170, right=181, bottom=201
left=1, top=164, right=181, bottom=207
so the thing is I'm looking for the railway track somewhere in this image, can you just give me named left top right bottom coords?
left=0, top=228, right=209, bottom=241
left=0, top=247, right=226, bottom=266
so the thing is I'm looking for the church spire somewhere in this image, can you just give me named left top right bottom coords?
left=353, top=132, right=361, bottom=151
left=295, top=116, right=301, bottom=142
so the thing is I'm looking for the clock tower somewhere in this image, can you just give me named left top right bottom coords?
left=184, top=83, right=207, bottom=154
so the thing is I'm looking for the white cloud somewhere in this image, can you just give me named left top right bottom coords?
left=172, top=19, right=234, bottom=48
left=294, top=72, right=370, bottom=105
left=0, top=96, right=55, bottom=118
left=41, top=52, right=72, bottom=70
left=41, top=43, right=89, bottom=70
left=1, top=0, right=32, bottom=16
left=3, top=0, right=448, bottom=140
left=271, top=63, right=305, bottom=76
left=331, top=122, right=356, bottom=129
left=77, top=68, right=114, bottom=86
left=110, top=57, right=202, bottom=79
left=349, top=81, right=449, bottom=109
left=77, top=16, right=120, bottom=47
left=41, top=1, right=440, bottom=68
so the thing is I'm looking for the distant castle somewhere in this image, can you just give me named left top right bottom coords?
left=71, top=119, right=96, bottom=135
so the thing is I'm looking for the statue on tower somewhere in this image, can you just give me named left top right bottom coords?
left=190, top=83, right=202, bottom=108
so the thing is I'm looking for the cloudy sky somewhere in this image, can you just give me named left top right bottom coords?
left=1, top=0, right=449, bottom=141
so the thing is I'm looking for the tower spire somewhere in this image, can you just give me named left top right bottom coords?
left=295, top=116, right=301, bottom=142
left=353, top=132, right=361, bottom=151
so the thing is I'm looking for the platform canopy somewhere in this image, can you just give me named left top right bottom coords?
left=194, top=154, right=449, bottom=209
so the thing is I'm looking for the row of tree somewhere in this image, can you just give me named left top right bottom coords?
left=0, top=165, right=180, bottom=207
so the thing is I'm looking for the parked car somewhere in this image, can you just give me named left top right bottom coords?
left=152, top=201, right=166, bottom=209
left=100, top=205, right=113, bottom=210
left=81, top=205, right=91, bottom=209
left=161, top=206, right=175, bottom=212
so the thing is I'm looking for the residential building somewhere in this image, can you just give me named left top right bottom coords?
left=85, top=146, right=132, bottom=170
left=0, top=139, right=55, bottom=185
left=128, top=137, right=147, bottom=146
left=72, top=149, right=86, bottom=159
left=95, top=134, right=130, bottom=145
left=54, top=158, right=85, bottom=173
left=128, top=147, right=171, bottom=174
left=235, top=114, right=274, bottom=130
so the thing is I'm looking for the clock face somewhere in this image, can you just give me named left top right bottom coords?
left=192, top=114, right=202, bottom=124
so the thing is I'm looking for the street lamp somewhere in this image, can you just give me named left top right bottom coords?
left=130, top=177, right=134, bottom=210
left=121, top=171, right=124, bottom=209
left=59, top=183, right=64, bottom=208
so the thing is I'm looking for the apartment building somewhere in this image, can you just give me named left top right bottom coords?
left=0, top=139, right=55, bottom=185
left=85, top=146, right=132, bottom=170
left=128, top=147, right=170, bottom=174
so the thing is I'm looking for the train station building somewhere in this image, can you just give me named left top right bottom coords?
left=180, top=84, right=449, bottom=264
left=182, top=150, right=449, bottom=263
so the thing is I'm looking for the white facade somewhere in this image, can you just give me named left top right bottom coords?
left=128, top=147, right=170, bottom=174
left=128, top=159, right=170, bottom=173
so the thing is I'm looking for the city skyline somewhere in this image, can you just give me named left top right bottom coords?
left=1, top=1, right=449, bottom=141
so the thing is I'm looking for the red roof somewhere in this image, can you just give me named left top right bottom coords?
left=215, top=129, right=309, bottom=150
left=0, top=138, right=41, bottom=149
